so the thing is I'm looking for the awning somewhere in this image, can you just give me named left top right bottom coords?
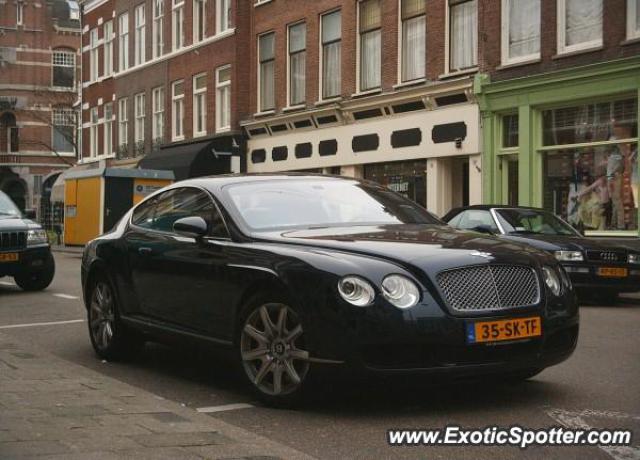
left=137, top=137, right=237, bottom=181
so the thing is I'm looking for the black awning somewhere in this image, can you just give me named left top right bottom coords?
left=138, top=138, right=234, bottom=181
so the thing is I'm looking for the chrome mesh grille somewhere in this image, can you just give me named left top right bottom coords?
left=436, top=265, right=540, bottom=312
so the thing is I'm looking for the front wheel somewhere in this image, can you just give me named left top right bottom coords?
left=14, top=253, right=55, bottom=291
left=239, top=301, right=311, bottom=407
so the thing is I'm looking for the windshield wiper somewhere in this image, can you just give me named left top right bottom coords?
left=508, top=230, right=540, bottom=235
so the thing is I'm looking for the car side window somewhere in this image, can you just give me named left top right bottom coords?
left=457, top=210, right=499, bottom=232
left=447, top=212, right=463, bottom=227
left=132, top=188, right=229, bottom=238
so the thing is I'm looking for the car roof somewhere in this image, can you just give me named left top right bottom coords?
left=448, top=204, right=546, bottom=213
left=170, top=173, right=361, bottom=192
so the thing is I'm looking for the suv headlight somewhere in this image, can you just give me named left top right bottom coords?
left=338, top=276, right=375, bottom=307
left=27, top=229, right=48, bottom=246
left=381, top=275, right=420, bottom=309
left=542, top=266, right=562, bottom=296
left=554, top=250, right=583, bottom=262
left=628, top=254, right=640, bottom=264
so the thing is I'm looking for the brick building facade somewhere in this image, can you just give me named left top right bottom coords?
left=80, top=0, right=249, bottom=179
left=0, top=0, right=81, bottom=213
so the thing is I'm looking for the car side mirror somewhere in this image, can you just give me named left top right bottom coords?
left=24, top=209, right=36, bottom=219
left=173, top=216, right=208, bottom=239
left=471, top=225, right=495, bottom=235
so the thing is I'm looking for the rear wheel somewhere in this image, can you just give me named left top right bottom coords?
left=14, top=253, right=55, bottom=291
left=87, top=274, right=143, bottom=360
left=239, top=301, right=311, bottom=407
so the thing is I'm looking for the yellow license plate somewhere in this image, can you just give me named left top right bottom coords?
left=597, top=267, right=628, bottom=278
left=467, top=317, right=542, bottom=344
left=0, top=253, right=19, bottom=262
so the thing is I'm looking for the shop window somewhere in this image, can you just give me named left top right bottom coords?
left=449, top=0, right=477, bottom=72
left=318, top=139, right=337, bottom=156
left=272, top=146, right=288, bottom=162
left=295, top=143, right=312, bottom=158
left=541, top=98, right=638, bottom=232
left=364, top=159, right=427, bottom=207
left=391, top=128, right=422, bottom=148
left=352, top=134, right=379, bottom=152
left=502, top=114, right=519, bottom=148
left=557, top=0, right=602, bottom=54
left=501, top=0, right=540, bottom=64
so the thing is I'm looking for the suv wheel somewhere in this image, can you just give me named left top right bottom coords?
left=14, top=253, right=55, bottom=291
left=87, top=274, right=143, bottom=360
left=239, top=300, right=311, bottom=407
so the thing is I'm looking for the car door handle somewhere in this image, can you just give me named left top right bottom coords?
left=138, top=247, right=153, bottom=256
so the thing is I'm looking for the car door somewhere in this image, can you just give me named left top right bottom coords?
left=125, top=186, right=232, bottom=338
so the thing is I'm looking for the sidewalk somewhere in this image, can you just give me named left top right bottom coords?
left=0, top=332, right=314, bottom=460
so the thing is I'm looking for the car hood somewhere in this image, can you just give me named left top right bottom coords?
left=500, top=233, right=630, bottom=253
left=256, top=224, right=552, bottom=272
left=0, top=217, right=37, bottom=231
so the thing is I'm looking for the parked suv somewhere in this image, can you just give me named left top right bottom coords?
left=0, top=191, right=55, bottom=291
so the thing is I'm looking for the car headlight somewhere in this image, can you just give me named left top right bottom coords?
left=628, top=254, right=640, bottom=264
left=554, top=250, right=583, bottom=262
left=381, top=275, right=420, bottom=309
left=542, top=266, right=562, bottom=296
left=338, top=276, right=375, bottom=307
left=27, top=229, right=48, bottom=246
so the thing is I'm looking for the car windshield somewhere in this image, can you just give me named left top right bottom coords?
left=224, top=179, right=441, bottom=231
left=0, top=192, right=21, bottom=218
left=495, top=209, right=579, bottom=236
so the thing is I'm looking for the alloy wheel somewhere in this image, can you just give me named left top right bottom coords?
left=89, top=281, right=115, bottom=351
left=240, top=303, right=310, bottom=396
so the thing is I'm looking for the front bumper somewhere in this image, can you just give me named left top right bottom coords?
left=305, top=288, right=579, bottom=376
left=0, top=246, right=52, bottom=277
left=562, top=263, right=640, bottom=293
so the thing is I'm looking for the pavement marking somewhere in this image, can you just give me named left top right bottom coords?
left=0, top=319, right=85, bottom=330
left=53, top=293, right=80, bottom=300
left=546, top=408, right=640, bottom=460
left=196, top=403, right=255, bottom=413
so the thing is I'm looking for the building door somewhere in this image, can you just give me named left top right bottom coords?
left=104, top=177, right=133, bottom=232
left=502, top=156, right=519, bottom=206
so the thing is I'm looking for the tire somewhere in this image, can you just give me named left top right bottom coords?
left=237, top=296, right=313, bottom=407
left=14, top=253, right=55, bottom=291
left=87, top=273, right=144, bottom=361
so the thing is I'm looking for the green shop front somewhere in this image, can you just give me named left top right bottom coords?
left=475, top=57, right=640, bottom=237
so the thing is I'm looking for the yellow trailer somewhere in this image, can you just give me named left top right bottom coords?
left=64, top=167, right=174, bottom=246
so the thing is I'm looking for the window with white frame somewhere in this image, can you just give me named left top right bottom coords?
left=104, top=102, right=113, bottom=156
left=216, top=0, right=231, bottom=34
left=359, top=0, right=381, bottom=91
left=627, top=0, right=640, bottom=40
left=68, top=1, right=80, bottom=20
left=216, top=65, right=231, bottom=131
left=193, top=74, right=207, bottom=137
left=90, top=107, right=99, bottom=157
left=152, top=87, right=165, bottom=142
left=321, top=10, right=341, bottom=99
left=153, top=0, right=164, bottom=58
left=172, top=80, right=184, bottom=140
left=104, top=20, right=114, bottom=76
left=134, top=93, right=145, bottom=144
left=194, top=0, right=206, bottom=42
left=89, top=28, right=99, bottom=82
left=557, top=0, right=602, bottom=54
left=501, top=0, right=540, bottom=64
left=118, top=97, right=128, bottom=148
left=52, top=108, right=75, bottom=153
left=400, top=0, right=426, bottom=82
left=118, top=13, right=129, bottom=71
left=17, top=2, right=24, bottom=26
left=288, top=22, right=306, bottom=106
left=52, top=50, right=75, bottom=88
left=258, top=32, right=275, bottom=112
left=172, top=0, right=184, bottom=51
left=449, top=0, right=477, bottom=72
left=135, top=4, right=146, bottom=65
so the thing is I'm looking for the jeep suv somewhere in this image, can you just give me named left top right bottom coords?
left=0, top=191, right=55, bottom=291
